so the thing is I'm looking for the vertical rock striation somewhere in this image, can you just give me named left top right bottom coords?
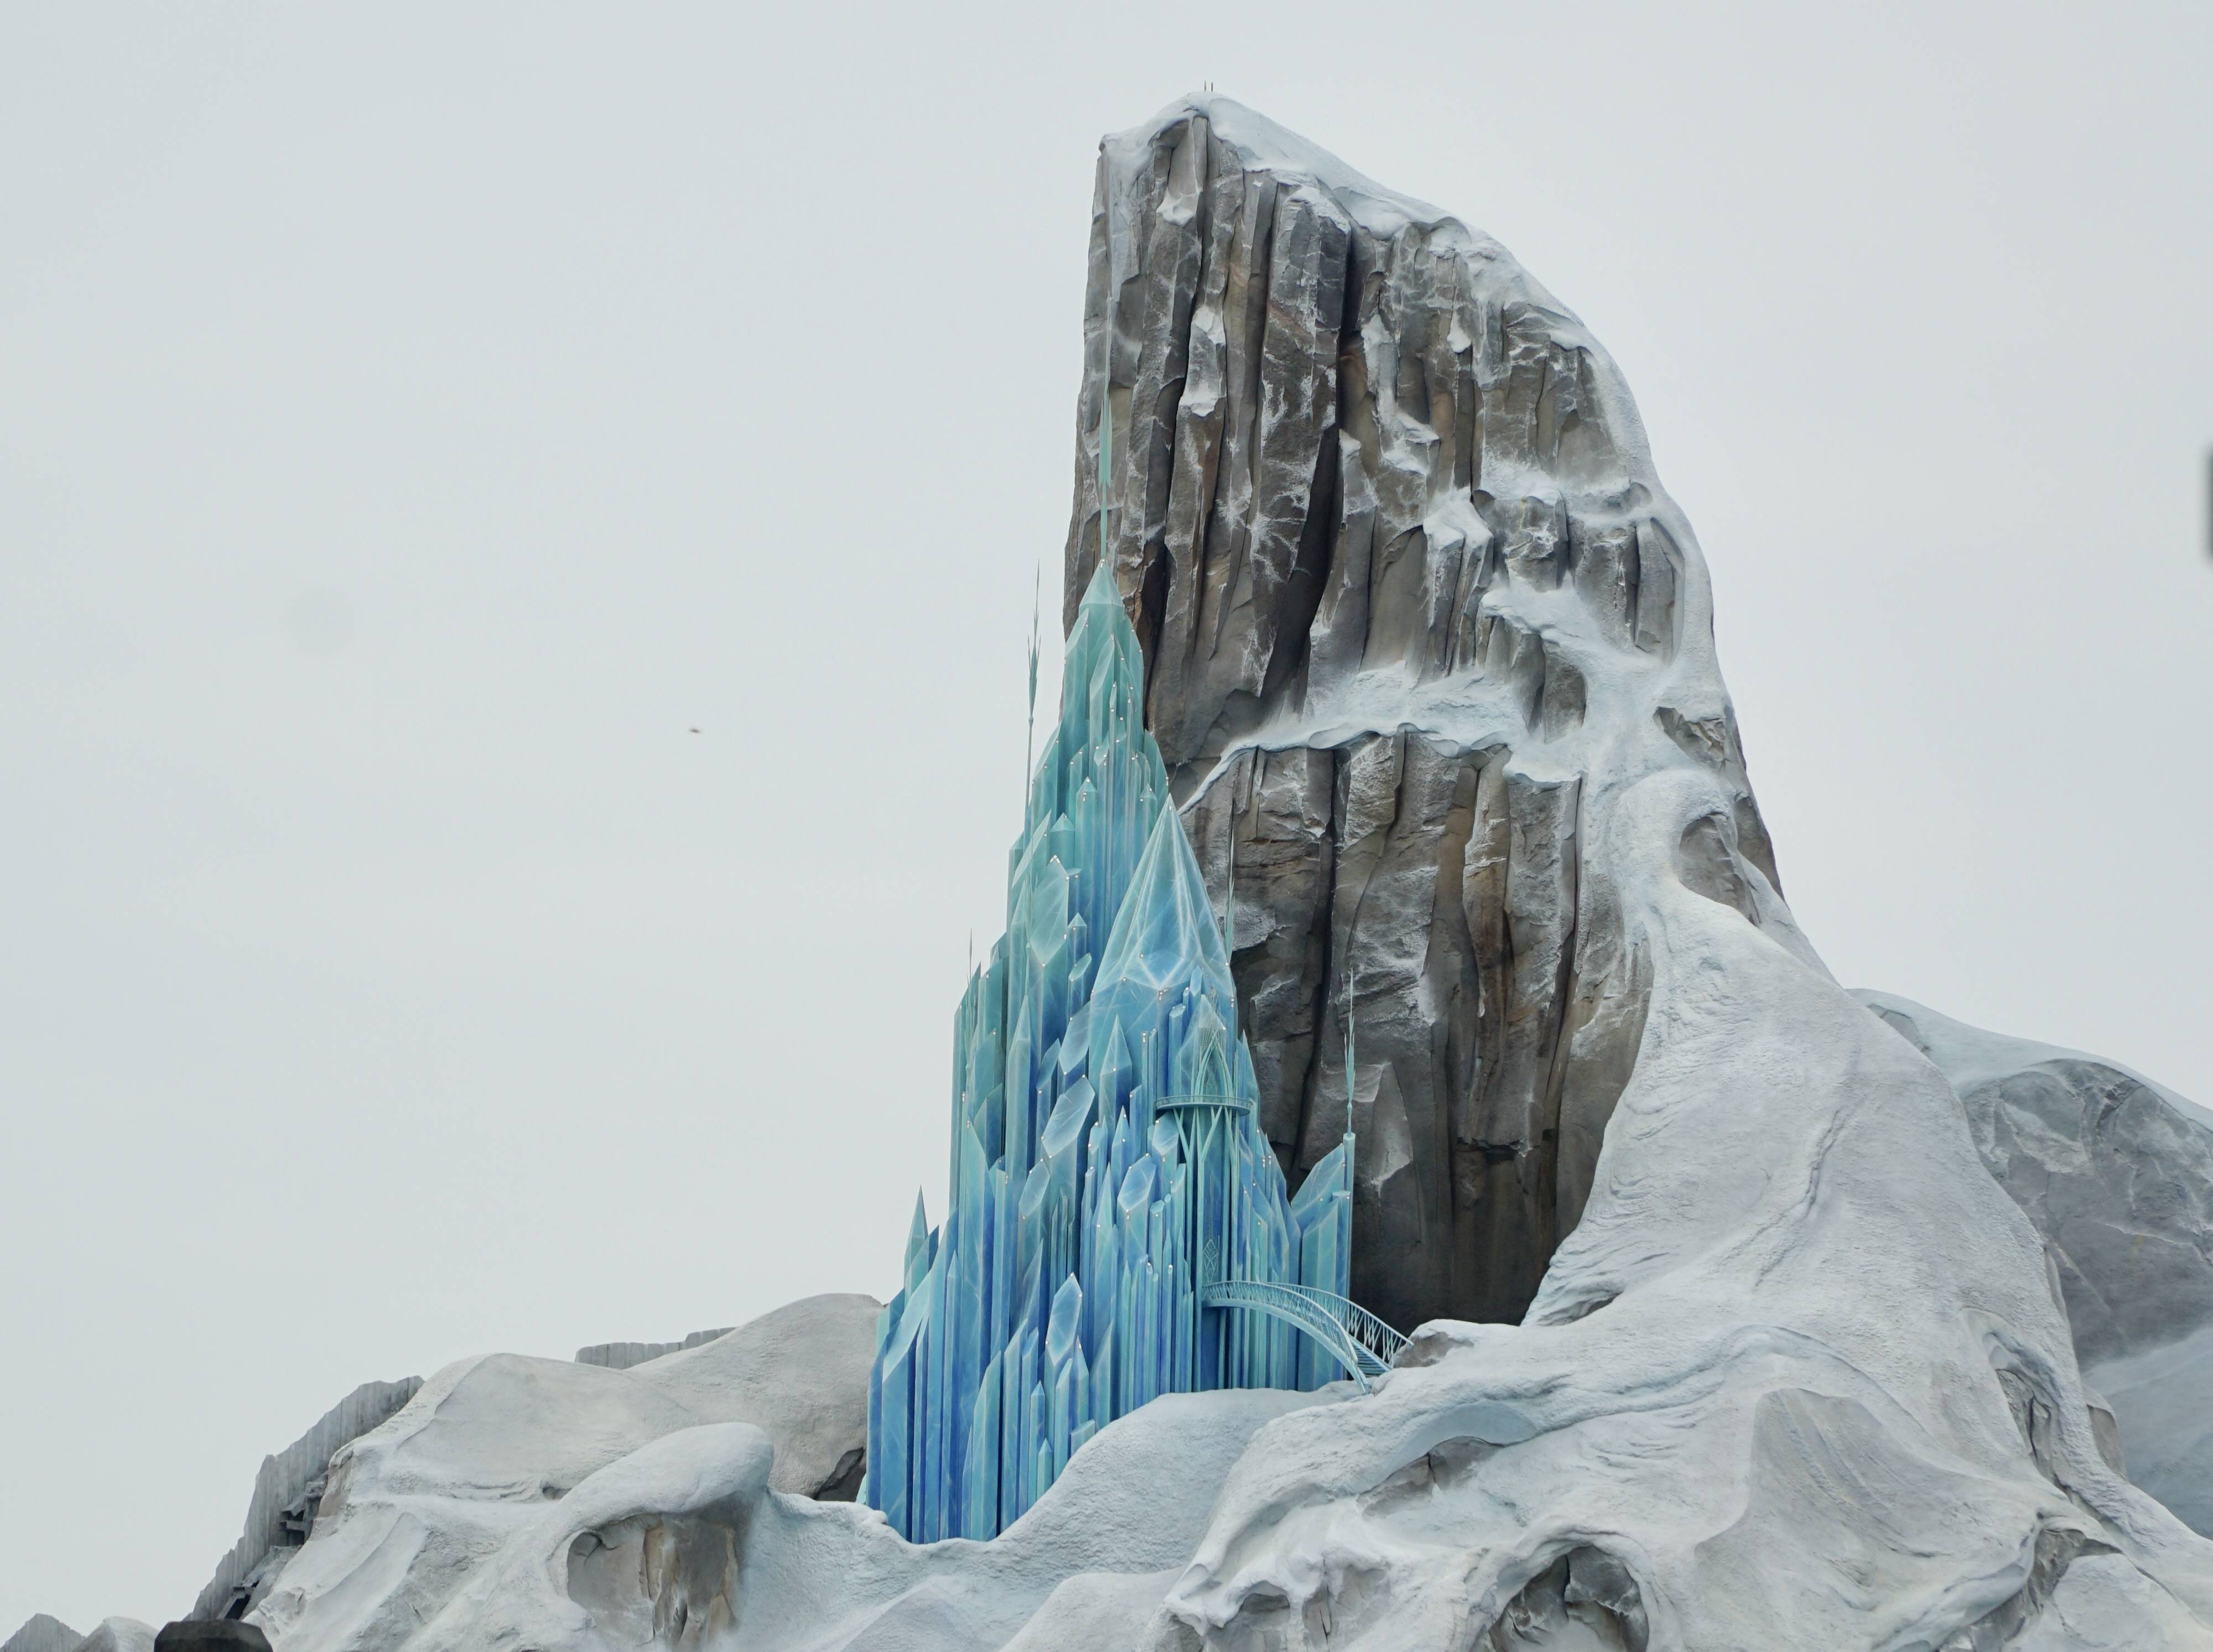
left=188, top=1379, right=424, bottom=1624
left=1, top=1618, right=82, bottom=1652
left=1067, top=97, right=1776, bottom=1328
left=573, top=1327, right=735, bottom=1371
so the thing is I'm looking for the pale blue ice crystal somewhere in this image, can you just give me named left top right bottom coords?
left=860, top=563, right=1362, bottom=1543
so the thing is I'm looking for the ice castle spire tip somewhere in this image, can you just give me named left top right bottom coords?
left=1080, top=558, right=1121, bottom=610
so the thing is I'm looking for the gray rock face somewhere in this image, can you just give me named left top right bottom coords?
left=1, top=1617, right=81, bottom=1652
left=153, top=1628, right=265, bottom=1651
left=188, top=1378, right=423, bottom=1623
left=1858, top=991, right=2213, bottom=1370
left=573, top=1327, right=734, bottom=1370
left=1067, top=100, right=1778, bottom=1328
left=1858, top=989, right=2213, bottom=1536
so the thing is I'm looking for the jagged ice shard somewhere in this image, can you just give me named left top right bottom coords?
left=860, top=563, right=1358, bottom=1544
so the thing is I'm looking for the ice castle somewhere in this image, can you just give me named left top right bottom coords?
left=860, top=563, right=1400, bottom=1544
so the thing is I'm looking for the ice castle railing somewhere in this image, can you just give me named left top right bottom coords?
left=1154, top=1093, right=1256, bottom=1115
left=1197, top=1240, right=1408, bottom=1395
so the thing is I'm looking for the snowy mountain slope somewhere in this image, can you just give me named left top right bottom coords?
left=1861, top=990, right=2213, bottom=1540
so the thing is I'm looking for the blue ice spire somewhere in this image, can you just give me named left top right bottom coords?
left=859, top=562, right=1358, bottom=1541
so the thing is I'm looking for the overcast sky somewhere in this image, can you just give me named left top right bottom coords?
left=4, top=1, right=2209, bottom=1633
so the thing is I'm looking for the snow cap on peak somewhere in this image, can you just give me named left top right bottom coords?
left=1106, top=92, right=1461, bottom=243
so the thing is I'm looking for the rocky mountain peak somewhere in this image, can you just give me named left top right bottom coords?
left=1066, top=93, right=1783, bottom=1328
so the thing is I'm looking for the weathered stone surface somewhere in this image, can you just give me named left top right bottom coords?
left=1071, top=101, right=1779, bottom=1327
left=1858, top=989, right=2213, bottom=1536
left=153, top=1626, right=266, bottom=1651
left=573, top=1326, right=734, bottom=1370
left=188, top=1378, right=423, bottom=1623
left=1858, top=991, right=2213, bottom=1367
left=0, top=1617, right=80, bottom=1652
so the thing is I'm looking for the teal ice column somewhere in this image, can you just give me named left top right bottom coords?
left=860, top=563, right=1355, bottom=1542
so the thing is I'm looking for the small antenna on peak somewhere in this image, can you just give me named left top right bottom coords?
left=1344, top=965, right=1357, bottom=1145
left=1025, top=563, right=1041, bottom=818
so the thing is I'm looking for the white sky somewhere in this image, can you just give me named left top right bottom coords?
left=4, top=1, right=2209, bottom=1632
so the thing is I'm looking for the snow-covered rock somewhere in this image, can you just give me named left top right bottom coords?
left=2088, top=1326, right=2213, bottom=1539
left=575, top=1328, right=736, bottom=1372
left=0, top=1623, right=157, bottom=1652
left=1069, top=92, right=1783, bottom=1331
left=1859, top=990, right=2213, bottom=1537
left=1857, top=990, right=2213, bottom=1368
left=1146, top=792, right=2213, bottom=1644
left=1, top=1617, right=81, bottom=1652
left=393, top=1387, right=1330, bottom=1652
left=68, top=1622, right=154, bottom=1652
left=247, top=1294, right=878, bottom=1651
left=150, top=1628, right=269, bottom=1650
left=189, top=1379, right=423, bottom=1623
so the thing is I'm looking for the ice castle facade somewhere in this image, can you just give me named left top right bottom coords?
left=859, top=564, right=1356, bottom=1543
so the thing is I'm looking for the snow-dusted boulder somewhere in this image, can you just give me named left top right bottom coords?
left=1, top=1617, right=82, bottom=1652
left=0, top=1618, right=158, bottom=1652
left=70, top=1622, right=155, bottom=1652
left=1857, top=991, right=2213, bottom=1369
left=1861, top=990, right=2213, bottom=1537
left=575, top=1328, right=736, bottom=1372
left=151, top=1628, right=268, bottom=1650
left=189, top=1379, right=424, bottom=1623
left=391, top=1388, right=1329, bottom=1652
left=247, top=1294, right=877, bottom=1650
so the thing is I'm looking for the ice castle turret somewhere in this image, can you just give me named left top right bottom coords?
left=860, top=563, right=1360, bottom=1542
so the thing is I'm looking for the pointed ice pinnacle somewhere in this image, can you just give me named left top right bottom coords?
left=859, top=558, right=1357, bottom=1541
left=1221, top=822, right=1235, bottom=978
left=904, top=1191, right=932, bottom=1293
